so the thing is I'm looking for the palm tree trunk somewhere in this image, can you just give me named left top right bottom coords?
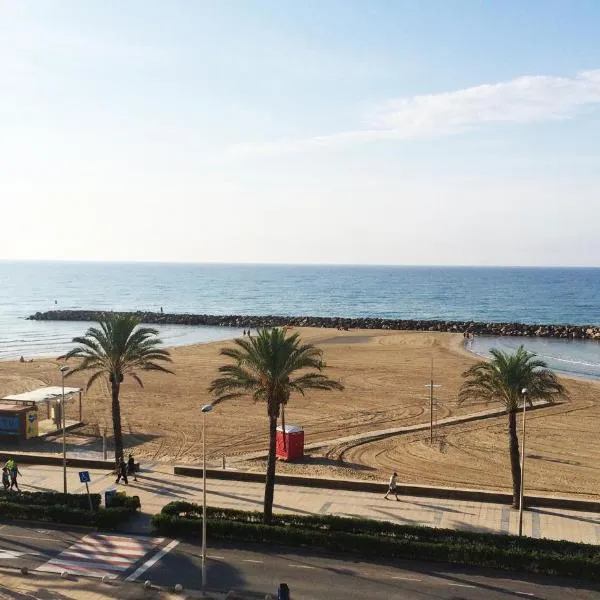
left=281, top=404, right=286, bottom=450
left=111, top=380, right=124, bottom=463
left=508, top=409, right=521, bottom=508
left=263, top=413, right=278, bottom=524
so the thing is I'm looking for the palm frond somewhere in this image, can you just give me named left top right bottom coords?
left=459, top=344, right=567, bottom=410
left=60, top=313, right=173, bottom=387
left=208, top=327, right=343, bottom=413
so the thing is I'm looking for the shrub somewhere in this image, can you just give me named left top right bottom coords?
left=0, top=490, right=101, bottom=511
left=106, top=494, right=141, bottom=511
left=158, top=500, right=196, bottom=517
left=0, top=498, right=137, bottom=530
left=151, top=504, right=600, bottom=580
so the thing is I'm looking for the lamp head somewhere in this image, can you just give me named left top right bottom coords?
left=60, top=365, right=69, bottom=375
left=521, top=388, right=528, bottom=395
left=201, top=404, right=213, bottom=414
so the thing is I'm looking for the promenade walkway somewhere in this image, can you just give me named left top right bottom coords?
left=10, top=463, right=600, bottom=545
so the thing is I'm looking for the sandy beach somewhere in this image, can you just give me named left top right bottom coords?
left=1, top=327, right=599, bottom=497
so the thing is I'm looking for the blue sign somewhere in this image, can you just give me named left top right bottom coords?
left=28, top=413, right=37, bottom=424
left=78, top=471, right=91, bottom=483
left=0, top=416, right=19, bottom=435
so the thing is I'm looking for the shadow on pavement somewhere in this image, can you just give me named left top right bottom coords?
left=147, top=543, right=248, bottom=594
left=530, top=507, right=600, bottom=527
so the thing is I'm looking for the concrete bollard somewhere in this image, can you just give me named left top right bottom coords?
left=20, top=566, right=28, bottom=576
left=61, top=570, right=69, bottom=579
left=144, top=580, right=152, bottom=589
left=101, top=575, right=110, bottom=583
left=174, top=583, right=183, bottom=593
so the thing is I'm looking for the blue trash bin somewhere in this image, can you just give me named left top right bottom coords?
left=104, top=489, right=117, bottom=506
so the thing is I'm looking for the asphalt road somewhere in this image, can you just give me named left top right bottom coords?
left=1, top=523, right=600, bottom=599
left=0, top=523, right=170, bottom=580
left=0, top=523, right=79, bottom=569
left=149, top=540, right=600, bottom=600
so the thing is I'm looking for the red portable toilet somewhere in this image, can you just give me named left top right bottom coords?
left=276, top=425, right=304, bottom=461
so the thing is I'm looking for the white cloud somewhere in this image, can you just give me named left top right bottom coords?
left=230, top=69, right=600, bottom=155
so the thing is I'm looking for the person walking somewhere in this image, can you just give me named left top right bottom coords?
left=384, top=471, right=400, bottom=501
left=115, top=457, right=129, bottom=485
left=2, top=467, right=10, bottom=491
left=127, top=453, right=137, bottom=482
left=9, top=462, right=21, bottom=492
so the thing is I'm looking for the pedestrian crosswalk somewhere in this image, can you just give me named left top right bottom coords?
left=36, top=533, right=164, bottom=579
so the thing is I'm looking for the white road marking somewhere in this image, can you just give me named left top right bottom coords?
left=391, top=576, right=422, bottom=581
left=516, top=593, right=535, bottom=597
left=0, top=550, right=42, bottom=559
left=208, top=555, right=225, bottom=560
left=1, top=533, right=55, bottom=540
left=242, top=559, right=263, bottom=564
left=38, top=533, right=164, bottom=580
left=288, top=564, right=315, bottom=569
left=125, top=539, right=180, bottom=582
left=448, top=583, right=475, bottom=588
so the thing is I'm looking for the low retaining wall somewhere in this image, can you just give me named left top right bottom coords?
left=27, top=310, right=600, bottom=340
left=0, top=453, right=117, bottom=470
left=174, top=466, right=600, bottom=512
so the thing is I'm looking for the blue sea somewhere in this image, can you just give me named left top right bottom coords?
left=1, top=261, right=600, bottom=379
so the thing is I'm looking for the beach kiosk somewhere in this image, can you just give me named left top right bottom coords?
left=0, top=404, right=36, bottom=442
left=276, top=425, right=304, bottom=461
left=0, top=386, right=83, bottom=440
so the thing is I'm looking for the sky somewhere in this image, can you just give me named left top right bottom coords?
left=1, top=1, right=600, bottom=266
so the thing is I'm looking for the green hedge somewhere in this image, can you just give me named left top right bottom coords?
left=0, top=490, right=102, bottom=511
left=0, top=491, right=141, bottom=530
left=151, top=503, right=600, bottom=580
left=0, top=501, right=134, bottom=529
left=106, top=494, right=141, bottom=511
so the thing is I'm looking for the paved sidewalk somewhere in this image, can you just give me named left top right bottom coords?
left=8, top=463, right=600, bottom=545
left=0, top=568, right=180, bottom=600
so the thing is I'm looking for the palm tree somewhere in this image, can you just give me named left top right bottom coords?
left=209, top=327, right=343, bottom=524
left=59, top=313, right=174, bottom=462
left=459, top=345, right=566, bottom=507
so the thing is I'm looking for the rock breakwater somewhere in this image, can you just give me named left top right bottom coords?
left=27, top=310, right=600, bottom=340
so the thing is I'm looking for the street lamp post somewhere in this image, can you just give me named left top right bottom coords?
left=201, top=404, right=213, bottom=593
left=60, top=365, right=69, bottom=495
left=518, top=387, right=528, bottom=537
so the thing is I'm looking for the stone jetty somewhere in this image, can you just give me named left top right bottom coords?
left=27, top=310, right=600, bottom=340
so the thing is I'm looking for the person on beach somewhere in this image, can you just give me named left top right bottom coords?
left=2, top=467, right=10, bottom=491
left=115, top=457, right=129, bottom=485
left=384, top=471, right=400, bottom=501
left=127, top=453, right=137, bottom=482
left=9, top=462, right=21, bottom=492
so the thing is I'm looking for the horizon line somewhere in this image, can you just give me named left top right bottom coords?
left=1, top=259, right=600, bottom=269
